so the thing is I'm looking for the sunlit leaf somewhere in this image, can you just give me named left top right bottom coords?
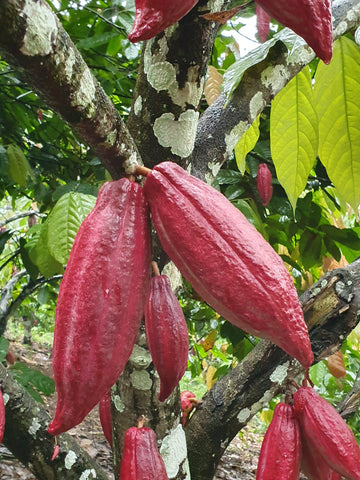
left=271, top=68, right=318, bottom=211
left=314, top=37, right=360, bottom=212
left=234, top=116, right=260, bottom=174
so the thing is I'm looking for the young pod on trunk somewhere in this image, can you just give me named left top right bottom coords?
left=48, top=179, right=152, bottom=436
left=145, top=271, right=189, bottom=401
left=119, top=424, right=168, bottom=480
left=142, top=162, right=313, bottom=368
left=256, top=402, right=301, bottom=480
left=257, top=163, right=273, bottom=207
left=294, top=386, right=360, bottom=480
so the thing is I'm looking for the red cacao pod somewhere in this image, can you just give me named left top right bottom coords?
left=255, top=0, right=332, bottom=64
left=99, top=390, right=112, bottom=448
left=145, top=273, right=189, bottom=401
left=257, top=163, right=273, bottom=207
left=293, top=386, right=360, bottom=480
left=5, top=350, right=15, bottom=365
left=0, top=389, right=5, bottom=443
left=129, top=0, right=199, bottom=43
left=119, top=425, right=168, bottom=480
left=142, top=161, right=313, bottom=368
left=48, top=179, right=152, bottom=436
left=256, top=403, right=301, bottom=480
left=301, top=435, right=341, bottom=480
left=256, top=6, right=270, bottom=42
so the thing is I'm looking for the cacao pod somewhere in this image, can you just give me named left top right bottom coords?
left=257, top=163, right=273, bottom=207
left=255, top=0, right=332, bottom=63
left=256, top=5, right=270, bottom=42
left=128, top=0, right=199, bottom=43
left=119, top=425, right=169, bottom=480
left=99, top=390, right=113, bottom=448
left=301, top=435, right=342, bottom=480
left=145, top=273, right=189, bottom=401
left=48, top=179, right=152, bottom=436
left=142, top=161, right=313, bottom=368
left=256, top=402, right=301, bottom=480
left=0, top=389, right=4, bottom=443
left=293, top=386, right=360, bottom=480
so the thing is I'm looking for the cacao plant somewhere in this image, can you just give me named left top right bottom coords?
left=99, top=390, right=113, bottom=448
left=293, top=385, right=360, bottom=480
left=256, top=402, right=301, bottom=480
left=145, top=263, right=189, bottom=401
left=119, top=418, right=169, bottom=480
left=48, top=178, right=152, bottom=436
left=140, top=161, right=313, bottom=368
left=128, top=0, right=199, bottom=42
left=256, top=163, right=273, bottom=207
left=0, top=388, right=5, bottom=443
left=255, top=0, right=333, bottom=63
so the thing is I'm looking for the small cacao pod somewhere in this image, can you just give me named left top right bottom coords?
left=5, top=350, right=15, bottom=365
left=119, top=424, right=168, bottom=480
left=256, top=5, right=270, bottom=42
left=99, top=390, right=112, bottom=448
left=256, top=163, right=273, bottom=206
left=48, top=179, right=152, bottom=436
left=256, top=403, right=301, bottom=480
left=293, top=386, right=360, bottom=480
left=255, top=0, right=332, bottom=63
left=301, top=435, right=341, bottom=480
left=128, top=0, right=199, bottom=42
left=142, top=162, right=313, bottom=368
left=145, top=272, right=189, bottom=401
left=0, top=389, right=5, bottom=443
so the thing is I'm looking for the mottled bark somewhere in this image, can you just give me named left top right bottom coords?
left=0, top=0, right=139, bottom=180
left=0, top=363, right=109, bottom=480
left=191, top=0, right=360, bottom=182
left=186, top=259, right=360, bottom=480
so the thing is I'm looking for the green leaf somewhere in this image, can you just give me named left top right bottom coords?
left=215, top=169, right=242, bottom=185
left=234, top=116, right=260, bottom=174
left=299, top=229, right=322, bottom=270
left=47, top=192, right=96, bottom=265
left=19, top=237, right=39, bottom=281
left=270, top=68, right=318, bottom=212
left=314, top=37, right=360, bottom=212
left=7, top=144, right=33, bottom=187
left=0, top=229, right=12, bottom=255
left=107, top=35, right=122, bottom=56
left=10, top=362, right=55, bottom=401
left=319, top=224, right=360, bottom=250
left=76, top=31, right=119, bottom=50
left=28, top=222, right=64, bottom=278
left=0, top=337, right=10, bottom=362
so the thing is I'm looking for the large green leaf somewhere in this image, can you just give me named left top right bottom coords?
left=28, top=222, right=64, bottom=278
left=270, top=68, right=318, bottom=211
left=47, top=192, right=96, bottom=265
left=234, top=116, right=260, bottom=174
left=7, top=144, right=33, bottom=187
left=314, top=37, right=360, bottom=212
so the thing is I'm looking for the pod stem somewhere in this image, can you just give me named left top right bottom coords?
left=137, top=415, right=147, bottom=428
left=135, top=165, right=152, bottom=177
left=151, top=261, right=160, bottom=277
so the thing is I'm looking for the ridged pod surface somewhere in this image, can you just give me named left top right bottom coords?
left=255, top=0, right=332, bottom=63
left=48, top=179, right=152, bottom=435
left=99, top=390, right=113, bottom=448
left=301, top=436, right=341, bottom=480
left=0, top=389, right=4, bottom=443
left=256, top=403, right=301, bottom=480
left=143, top=162, right=313, bottom=368
left=145, top=274, right=189, bottom=401
left=257, top=163, right=273, bottom=207
left=294, top=386, right=360, bottom=480
left=128, top=0, right=199, bottom=42
left=119, top=426, right=168, bottom=480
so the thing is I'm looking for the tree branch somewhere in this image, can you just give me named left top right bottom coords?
left=0, top=211, right=45, bottom=229
left=191, top=0, right=360, bottom=181
left=185, top=259, right=360, bottom=480
left=0, top=363, right=109, bottom=480
left=0, top=0, right=140, bottom=180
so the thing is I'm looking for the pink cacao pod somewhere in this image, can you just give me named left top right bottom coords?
left=257, top=163, right=273, bottom=207
left=301, top=435, right=342, bottom=480
left=256, top=403, right=301, bottom=480
left=99, top=390, right=113, bottom=448
left=255, top=0, right=332, bottom=63
left=128, top=0, right=199, bottom=43
left=119, top=425, right=169, bottom=480
left=48, top=179, right=152, bottom=435
left=294, top=386, right=360, bottom=480
left=142, top=161, right=313, bottom=368
left=145, top=273, right=189, bottom=401
left=256, top=6, right=270, bottom=42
